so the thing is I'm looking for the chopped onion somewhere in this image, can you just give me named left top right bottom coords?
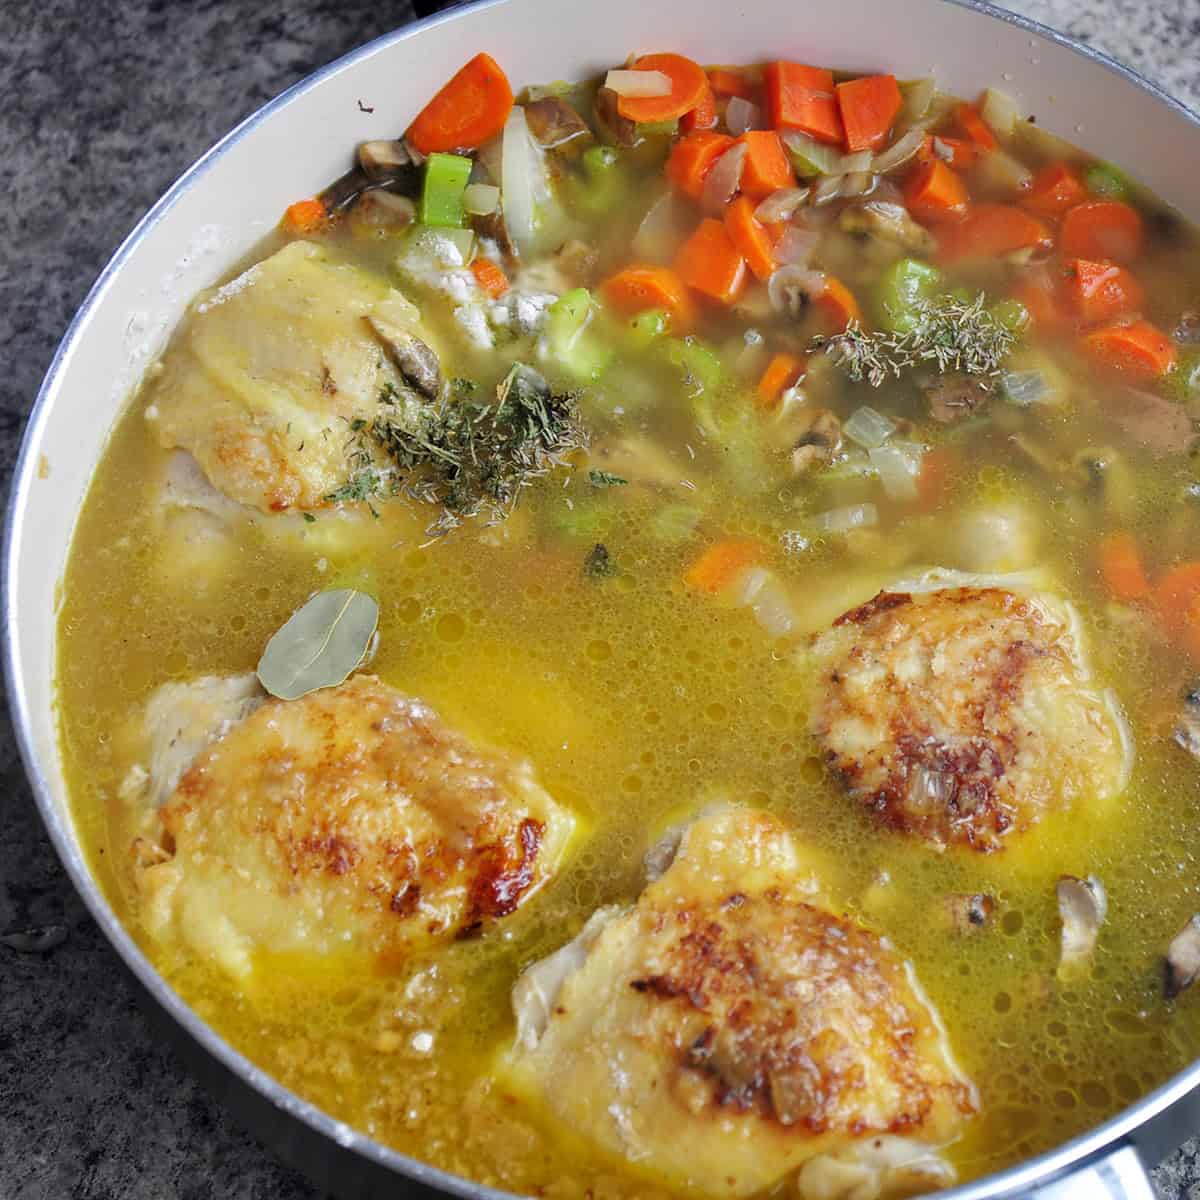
left=463, top=183, right=499, bottom=216
left=773, top=226, right=820, bottom=266
left=900, top=77, right=936, bottom=125
left=632, top=190, right=687, bottom=262
left=605, top=68, right=672, bottom=98
left=838, top=150, right=874, bottom=174
left=811, top=173, right=845, bottom=206
left=872, top=127, right=926, bottom=174
left=782, top=131, right=843, bottom=177
left=1001, top=370, right=1052, bottom=406
left=839, top=171, right=877, bottom=199
left=843, top=405, right=897, bottom=449
left=977, top=149, right=1033, bottom=194
left=768, top=265, right=826, bottom=316
left=869, top=442, right=924, bottom=501
left=814, top=503, right=879, bottom=533
left=501, top=106, right=537, bottom=254
left=733, top=567, right=797, bottom=637
left=754, top=187, right=810, bottom=224
left=980, top=87, right=1019, bottom=139
left=725, top=96, right=763, bottom=136
left=702, top=143, right=747, bottom=215
left=734, top=565, right=771, bottom=606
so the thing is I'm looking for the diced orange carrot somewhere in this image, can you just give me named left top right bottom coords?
left=736, top=130, right=795, bottom=199
left=724, top=196, right=777, bottom=281
left=1023, top=162, right=1088, bottom=217
left=937, top=204, right=1052, bottom=263
left=283, top=198, right=327, bottom=235
left=1010, top=273, right=1072, bottom=335
left=675, top=218, right=748, bottom=305
left=407, top=53, right=514, bottom=154
left=955, top=102, right=999, bottom=151
left=684, top=539, right=761, bottom=594
left=918, top=134, right=978, bottom=171
left=836, top=74, right=902, bottom=153
left=763, top=61, right=843, bottom=145
left=756, top=352, right=805, bottom=409
left=1063, top=258, right=1144, bottom=326
left=667, top=131, right=736, bottom=201
left=904, top=160, right=970, bottom=226
left=815, top=276, right=862, bottom=333
left=1099, top=532, right=1151, bottom=602
left=470, top=257, right=510, bottom=299
left=1155, top=562, right=1200, bottom=658
left=1083, top=319, right=1176, bottom=380
left=601, top=265, right=694, bottom=332
left=915, top=447, right=954, bottom=511
left=617, top=53, right=708, bottom=123
left=1061, top=200, right=1144, bottom=263
left=681, top=84, right=718, bottom=133
left=708, top=68, right=755, bottom=99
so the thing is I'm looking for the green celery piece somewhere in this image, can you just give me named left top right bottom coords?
left=574, top=145, right=628, bottom=216
left=545, top=288, right=614, bottom=382
left=420, top=152, right=473, bottom=227
left=665, top=337, right=721, bottom=395
left=634, top=118, right=679, bottom=137
left=1085, top=162, right=1131, bottom=201
left=875, top=258, right=942, bottom=333
left=628, top=308, right=670, bottom=349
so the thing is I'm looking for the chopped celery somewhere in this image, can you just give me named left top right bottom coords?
left=404, top=223, right=475, bottom=266
left=875, top=258, right=942, bottom=332
left=420, top=152, right=472, bottom=228
left=627, top=307, right=670, bottom=349
left=990, top=297, right=1031, bottom=335
left=781, top=131, right=842, bottom=178
left=584, top=145, right=620, bottom=177
left=634, top=118, right=679, bottom=137
left=665, top=337, right=721, bottom=396
left=1085, top=162, right=1131, bottom=201
left=543, top=288, right=614, bottom=381
left=572, top=145, right=629, bottom=216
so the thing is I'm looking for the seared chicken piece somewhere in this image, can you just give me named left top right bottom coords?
left=807, top=571, right=1131, bottom=851
left=504, top=806, right=977, bottom=1199
left=127, top=674, right=575, bottom=977
left=149, top=241, right=437, bottom=512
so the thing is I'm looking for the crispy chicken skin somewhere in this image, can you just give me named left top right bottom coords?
left=129, top=674, right=575, bottom=976
left=504, top=807, right=977, bottom=1199
left=807, top=574, right=1131, bottom=852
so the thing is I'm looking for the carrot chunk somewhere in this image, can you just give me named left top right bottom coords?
left=667, top=131, right=735, bottom=201
left=1023, top=162, right=1088, bottom=217
left=724, top=196, right=777, bottom=282
left=815, top=276, right=862, bottom=333
left=601, top=265, right=694, bottom=332
left=1083, top=319, right=1176, bottom=380
left=406, top=53, right=514, bottom=154
left=756, top=352, right=805, bottom=409
left=676, top=218, right=748, bottom=305
left=470, top=257, right=510, bottom=299
left=1061, top=200, right=1144, bottom=263
left=1009, top=273, right=1072, bottom=335
left=1155, top=562, right=1200, bottom=658
left=1063, top=258, right=1144, bottom=326
left=954, top=102, right=999, bottom=151
left=736, top=131, right=795, bottom=199
left=685, top=539, right=760, bottom=593
left=1099, top=532, right=1151, bottom=602
left=681, top=84, right=718, bottom=133
left=904, top=160, right=969, bottom=226
left=836, top=74, right=902, bottom=153
left=763, top=61, right=843, bottom=145
left=708, top=68, right=755, bottom=99
left=937, top=204, right=1051, bottom=263
left=616, top=53, right=708, bottom=123
left=282, top=198, right=326, bottom=235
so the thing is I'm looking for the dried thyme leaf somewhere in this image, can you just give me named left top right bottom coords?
left=256, top=589, right=379, bottom=701
left=588, top=470, right=628, bottom=488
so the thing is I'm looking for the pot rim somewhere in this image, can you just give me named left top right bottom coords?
left=6, top=2, right=1200, bottom=1196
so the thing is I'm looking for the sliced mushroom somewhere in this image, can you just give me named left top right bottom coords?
left=592, top=86, right=639, bottom=148
left=523, top=96, right=595, bottom=157
left=1057, top=875, right=1107, bottom=973
left=839, top=200, right=936, bottom=255
left=943, top=893, right=996, bottom=935
left=926, top=374, right=990, bottom=424
left=357, top=139, right=422, bottom=194
left=472, top=208, right=518, bottom=266
left=1165, top=914, right=1200, bottom=998
left=790, top=409, right=843, bottom=475
left=366, top=317, right=442, bottom=400
left=1173, top=685, right=1200, bottom=762
left=1107, top=389, right=1197, bottom=458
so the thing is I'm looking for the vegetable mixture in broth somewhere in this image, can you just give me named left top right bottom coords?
left=55, top=46, right=1200, bottom=1199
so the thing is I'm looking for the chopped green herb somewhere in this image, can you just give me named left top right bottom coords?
left=588, top=469, right=628, bottom=488
left=302, top=512, right=317, bottom=524
left=583, top=542, right=617, bottom=578
left=814, top=293, right=1016, bottom=388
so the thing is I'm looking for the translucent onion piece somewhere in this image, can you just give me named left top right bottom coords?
left=782, top=130, right=843, bottom=177
left=814, top=503, right=879, bottom=533
left=725, top=96, right=763, bottom=136
left=869, top=442, right=923, bottom=501
left=773, top=226, right=820, bottom=266
left=900, top=77, right=936, bottom=125
left=843, top=405, right=897, bottom=449
left=605, top=68, right=672, bottom=98
left=463, top=182, right=499, bottom=216
left=501, top=106, right=537, bottom=254
left=872, top=127, right=926, bottom=174
left=632, top=190, right=687, bottom=262
left=768, top=265, right=826, bottom=315
left=980, top=87, right=1019, bottom=138
left=976, top=149, right=1033, bottom=194
left=702, top=142, right=747, bottom=215
left=838, top=150, right=874, bottom=174
left=750, top=575, right=798, bottom=637
left=839, top=171, right=877, bottom=199
left=811, top=173, right=845, bottom=206
left=754, top=187, right=810, bottom=224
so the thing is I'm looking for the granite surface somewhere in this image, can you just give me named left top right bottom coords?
left=3, top=1, right=1200, bottom=1197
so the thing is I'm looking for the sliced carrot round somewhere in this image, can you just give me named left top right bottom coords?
left=1154, top=563, right=1200, bottom=658
left=1082, top=319, right=1176, bottom=380
left=937, top=204, right=1051, bottom=264
left=601, top=266, right=695, bottom=332
left=406, top=53, right=514, bottom=154
left=1061, top=200, right=1144, bottom=263
left=617, top=53, right=708, bottom=123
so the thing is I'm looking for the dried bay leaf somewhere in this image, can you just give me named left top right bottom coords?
left=256, top=589, right=379, bottom=701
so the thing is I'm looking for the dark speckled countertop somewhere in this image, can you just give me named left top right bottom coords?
left=3, top=2, right=1200, bottom=1196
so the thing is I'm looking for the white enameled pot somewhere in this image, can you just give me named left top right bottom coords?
left=6, top=2, right=1200, bottom=1196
